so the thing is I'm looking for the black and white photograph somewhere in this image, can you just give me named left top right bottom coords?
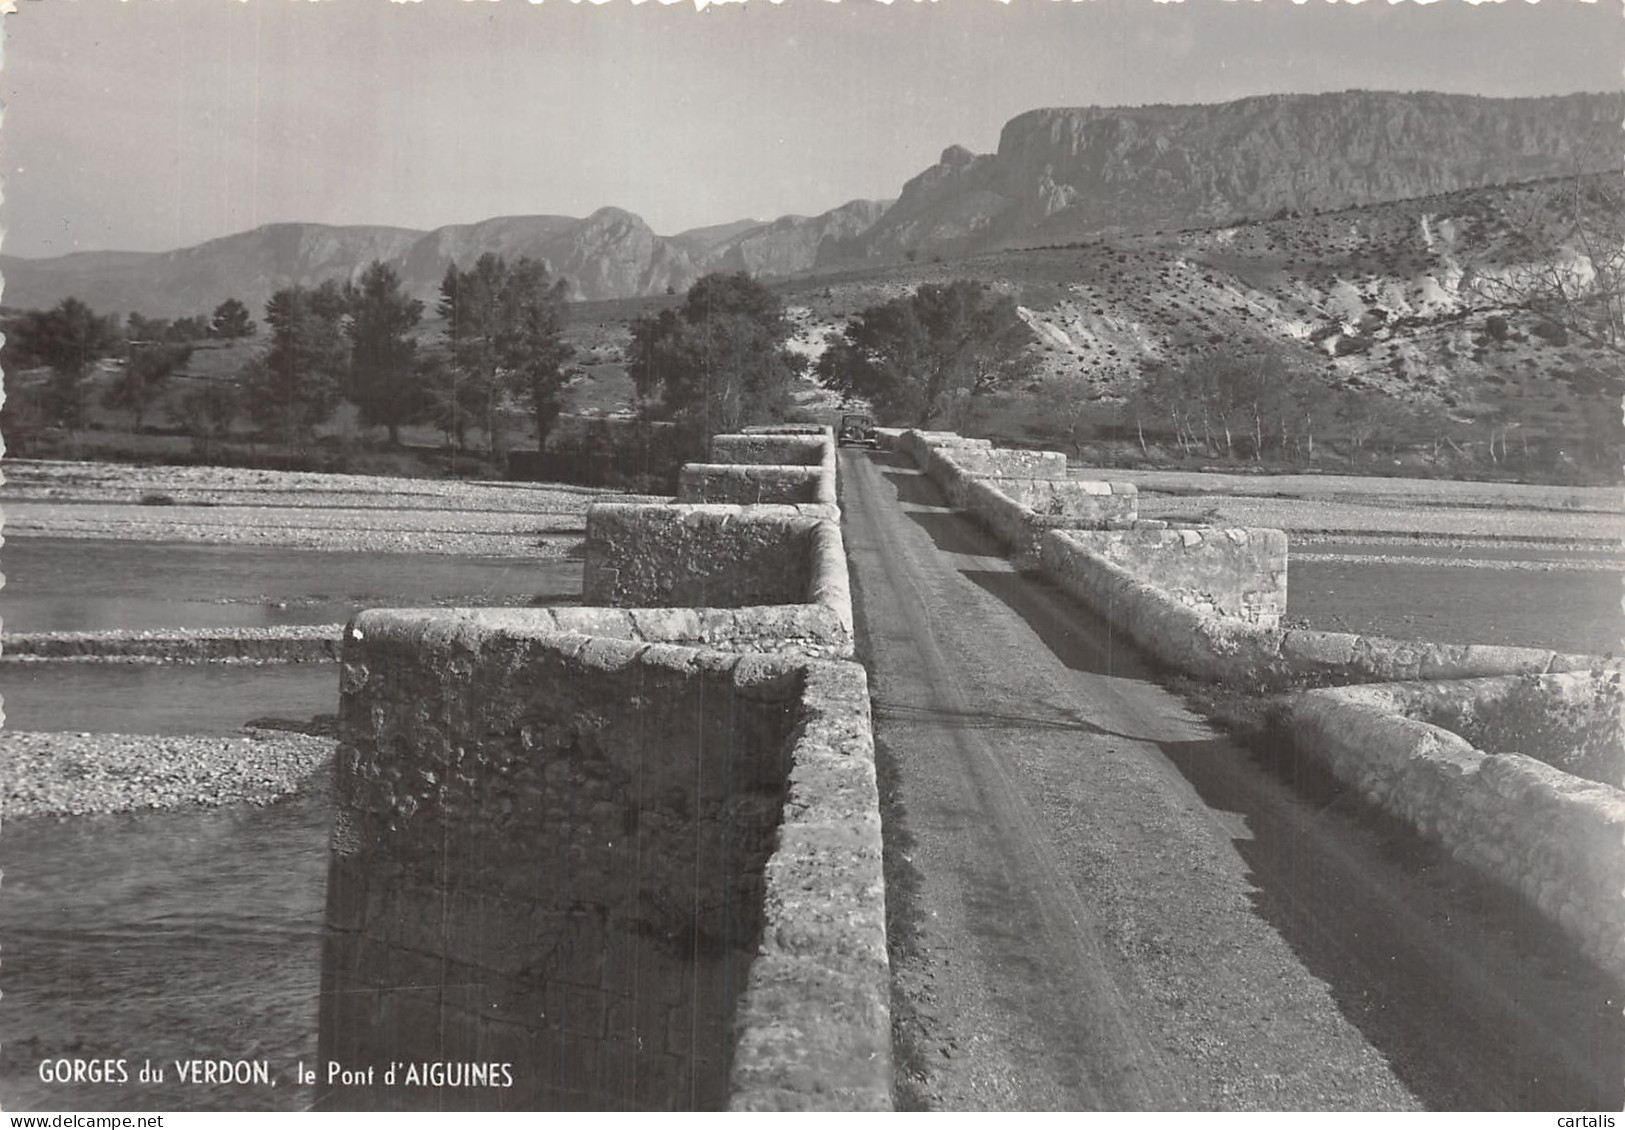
left=0, top=0, right=1621, bottom=1114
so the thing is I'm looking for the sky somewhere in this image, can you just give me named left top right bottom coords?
left=1, top=0, right=1619, bottom=259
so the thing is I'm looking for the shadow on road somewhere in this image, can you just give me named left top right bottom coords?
left=960, top=557, right=1624, bottom=1109
left=1157, top=730, right=1625, bottom=1111
left=905, top=511, right=1001, bottom=557
left=963, top=569, right=1162, bottom=681
left=882, top=468, right=948, bottom=508
left=871, top=696, right=1136, bottom=739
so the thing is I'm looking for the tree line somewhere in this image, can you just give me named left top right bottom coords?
left=1101, top=344, right=1619, bottom=473
left=10, top=254, right=1610, bottom=480
left=235, top=255, right=576, bottom=456
left=1, top=257, right=576, bottom=460
left=622, top=274, right=1041, bottom=441
left=2, top=296, right=257, bottom=441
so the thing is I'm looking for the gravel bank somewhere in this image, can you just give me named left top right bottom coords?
left=3, top=503, right=585, bottom=555
left=0, top=458, right=667, bottom=554
left=1102, top=468, right=1622, bottom=514
left=2, top=625, right=345, bottom=663
left=0, top=729, right=335, bottom=816
left=1293, top=552, right=1623, bottom=572
left=3, top=458, right=665, bottom=511
left=1137, top=492, right=1622, bottom=542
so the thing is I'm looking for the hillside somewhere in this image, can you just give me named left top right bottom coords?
left=3, top=91, right=1614, bottom=321
left=0, top=202, right=892, bottom=320
left=823, top=91, right=1620, bottom=266
left=555, top=174, right=1618, bottom=474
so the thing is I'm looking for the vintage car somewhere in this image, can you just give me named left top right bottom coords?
left=836, top=413, right=879, bottom=448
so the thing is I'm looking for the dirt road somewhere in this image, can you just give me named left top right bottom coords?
left=839, top=448, right=1622, bottom=1111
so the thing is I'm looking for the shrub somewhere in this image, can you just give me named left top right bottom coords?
left=1424, top=672, right=1622, bottom=788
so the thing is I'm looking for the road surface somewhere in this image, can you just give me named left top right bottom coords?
left=839, top=447, right=1622, bottom=1111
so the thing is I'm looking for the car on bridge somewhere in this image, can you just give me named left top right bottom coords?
left=837, top=413, right=878, bottom=449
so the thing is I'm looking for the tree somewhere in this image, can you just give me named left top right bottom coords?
left=817, top=279, right=1037, bottom=427
left=629, top=272, right=802, bottom=434
left=126, top=312, right=172, bottom=344
left=1463, top=155, right=1625, bottom=480
left=346, top=261, right=424, bottom=445
left=1337, top=391, right=1381, bottom=459
left=243, top=282, right=349, bottom=450
left=1466, top=172, right=1623, bottom=369
left=1034, top=370, right=1102, bottom=458
left=437, top=254, right=573, bottom=455
left=1123, top=362, right=1179, bottom=457
left=495, top=258, right=575, bottom=452
left=105, top=339, right=193, bottom=432
left=1125, top=347, right=1331, bottom=463
left=5, top=297, right=122, bottom=431
left=210, top=298, right=257, bottom=340
left=177, top=380, right=240, bottom=458
left=169, top=315, right=213, bottom=342
left=417, top=350, right=479, bottom=451
left=1128, top=360, right=1206, bottom=457
left=438, top=256, right=503, bottom=451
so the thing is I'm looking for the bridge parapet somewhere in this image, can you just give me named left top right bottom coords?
left=897, top=427, right=1624, bottom=997
left=677, top=464, right=834, bottom=506
left=323, top=622, right=890, bottom=1110
left=1064, top=526, right=1285, bottom=628
left=682, top=428, right=838, bottom=506
left=319, top=425, right=886, bottom=1109
left=1041, top=527, right=1600, bottom=685
left=959, top=476, right=1139, bottom=564
left=582, top=502, right=852, bottom=655
left=1287, top=674, right=1625, bottom=989
left=710, top=432, right=831, bottom=468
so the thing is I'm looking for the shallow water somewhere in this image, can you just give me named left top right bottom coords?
left=0, top=776, right=333, bottom=1112
left=1, top=539, right=580, bottom=633
left=1289, top=560, right=1621, bottom=656
left=0, top=663, right=341, bottom=735
left=0, top=540, right=590, bottom=1110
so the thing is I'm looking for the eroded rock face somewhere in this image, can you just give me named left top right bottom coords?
left=827, top=91, right=1620, bottom=264
left=14, top=92, right=1613, bottom=317
left=711, top=199, right=890, bottom=278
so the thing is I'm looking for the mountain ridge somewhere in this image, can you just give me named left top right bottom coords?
left=3, top=89, right=1616, bottom=320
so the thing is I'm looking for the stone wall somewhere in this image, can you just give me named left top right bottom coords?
left=1040, top=529, right=1599, bottom=684
left=901, top=428, right=1599, bottom=683
left=894, top=429, right=989, bottom=466
left=920, top=444, right=1068, bottom=510
left=320, top=618, right=890, bottom=1110
left=728, top=658, right=891, bottom=1110
left=1286, top=675, right=1625, bottom=988
left=677, top=464, right=835, bottom=506
left=709, top=434, right=829, bottom=468
left=933, top=445, right=1068, bottom=482
left=578, top=503, right=852, bottom=658
left=583, top=503, right=818, bottom=608
left=319, top=425, right=890, bottom=1109
left=741, top=424, right=831, bottom=437
left=894, top=425, right=1623, bottom=997
left=959, top=477, right=1139, bottom=566
left=1062, top=526, right=1286, bottom=628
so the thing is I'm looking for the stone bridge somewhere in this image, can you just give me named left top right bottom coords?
left=314, top=424, right=1624, bottom=1110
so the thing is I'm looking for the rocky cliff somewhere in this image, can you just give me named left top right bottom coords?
left=3, top=90, right=1615, bottom=318
left=826, top=91, right=1619, bottom=264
